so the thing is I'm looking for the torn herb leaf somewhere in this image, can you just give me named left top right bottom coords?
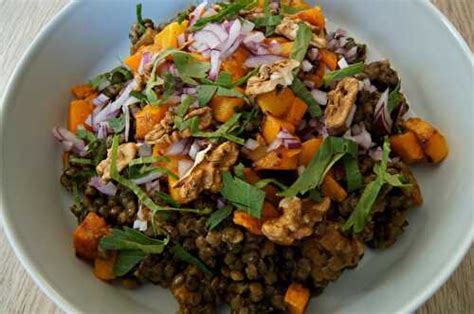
left=343, top=156, right=363, bottom=192
left=387, top=81, right=402, bottom=113
left=290, top=22, right=312, bottom=64
left=155, top=191, right=180, bottom=208
left=207, top=206, right=233, bottom=230
left=197, top=85, right=218, bottom=106
left=191, top=0, right=257, bottom=31
left=115, top=250, right=146, bottom=276
left=100, top=227, right=169, bottom=254
left=173, top=52, right=210, bottom=79
left=322, top=62, right=364, bottom=87
left=171, top=243, right=213, bottom=275
left=108, top=115, right=126, bottom=133
left=254, top=178, right=288, bottom=191
left=129, top=156, right=170, bottom=167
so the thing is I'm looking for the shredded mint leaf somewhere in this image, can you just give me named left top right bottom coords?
left=290, top=22, right=312, bottom=64
left=76, top=125, right=96, bottom=143
left=323, top=62, right=364, bottom=87
left=197, top=85, right=218, bottom=106
left=191, top=0, right=257, bottom=31
left=291, top=78, right=322, bottom=117
left=387, top=80, right=402, bottom=113
left=220, top=172, right=265, bottom=218
left=155, top=191, right=180, bottom=208
left=100, top=227, right=169, bottom=254
left=171, top=243, right=213, bottom=275
left=193, top=113, right=245, bottom=145
left=280, top=137, right=358, bottom=197
left=129, top=156, right=170, bottom=167
left=343, top=156, right=363, bottom=192
left=216, top=86, right=244, bottom=98
left=115, top=250, right=146, bottom=276
left=207, top=206, right=233, bottom=230
left=233, top=163, right=246, bottom=180
left=255, top=178, right=288, bottom=191
left=215, top=71, right=233, bottom=88
left=108, top=115, right=126, bottom=133
left=232, top=67, right=259, bottom=87
left=173, top=52, right=210, bottom=79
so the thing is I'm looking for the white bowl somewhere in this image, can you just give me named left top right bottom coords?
left=1, top=0, right=473, bottom=313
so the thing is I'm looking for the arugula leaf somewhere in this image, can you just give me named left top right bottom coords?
left=280, top=137, right=358, bottom=197
left=161, top=72, right=178, bottom=102
left=129, top=156, right=170, bottom=167
left=193, top=113, right=245, bottom=145
left=76, top=125, right=96, bottom=143
left=290, top=22, right=312, bottom=64
left=115, top=250, right=146, bottom=276
left=207, top=206, right=233, bottom=230
left=343, top=156, right=363, bottom=192
left=174, top=95, right=198, bottom=130
left=171, top=243, right=213, bottom=275
left=69, top=157, right=95, bottom=166
left=215, top=71, right=233, bottom=87
left=387, top=80, right=402, bottom=113
left=254, top=178, right=288, bottom=191
left=155, top=191, right=180, bottom=208
left=220, top=172, right=265, bottom=218
left=108, top=115, right=126, bottom=133
left=343, top=137, right=411, bottom=233
left=191, top=0, right=257, bottom=31
left=100, top=227, right=169, bottom=254
left=291, top=78, right=322, bottom=117
left=89, top=73, right=109, bottom=90
left=322, top=62, right=364, bottom=87
left=197, top=85, right=218, bottom=106
left=173, top=52, right=210, bottom=79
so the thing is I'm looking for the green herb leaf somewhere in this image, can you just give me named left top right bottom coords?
left=129, top=156, right=170, bottom=167
left=291, top=78, right=322, bottom=117
left=130, top=90, right=148, bottom=103
left=173, top=52, right=210, bottom=79
left=322, top=62, right=364, bottom=87
left=176, top=95, right=196, bottom=118
left=155, top=191, right=180, bottom=208
left=290, top=22, right=312, bottom=64
left=308, top=188, right=323, bottom=202
left=281, top=5, right=304, bottom=14
left=343, top=156, right=363, bottom=192
left=207, top=206, right=233, bottom=230
left=136, top=3, right=145, bottom=29
left=387, top=80, right=402, bottom=113
left=215, top=71, right=233, bottom=88
left=69, top=157, right=95, bottom=166
left=71, top=181, right=81, bottom=208
left=108, top=115, right=126, bottom=133
left=280, top=137, right=357, bottom=197
left=220, top=172, right=265, bottom=218
left=197, top=85, right=218, bottom=106
left=194, top=113, right=245, bottom=145
left=89, top=73, right=109, bottom=90
left=114, top=250, right=146, bottom=276
left=191, top=0, right=257, bottom=31
left=100, top=227, right=169, bottom=254
left=254, top=178, right=288, bottom=191
left=76, top=125, right=96, bottom=143
left=216, top=86, right=244, bottom=98
left=233, top=163, right=246, bottom=180
left=232, top=67, right=259, bottom=87
left=171, top=243, right=213, bottom=275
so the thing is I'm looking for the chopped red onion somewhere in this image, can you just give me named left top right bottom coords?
left=138, top=143, right=152, bottom=157
left=268, top=129, right=301, bottom=151
left=189, top=1, right=208, bottom=26
left=337, top=57, right=349, bottom=69
left=217, top=198, right=226, bottom=209
left=307, top=48, right=320, bottom=61
left=145, top=179, right=161, bottom=194
left=208, top=50, right=221, bottom=80
left=167, top=139, right=190, bottom=156
left=374, top=89, right=392, bottom=133
left=301, top=60, right=313, bottom=72
left=304, top=80, right=315, bottom=89
left=368, top=146, right=384, bottom=161
left=178, top=160, right=194, bottom=178
left=92, top=80, right=136, bottom=127
left=217, top=19, right=242, bottom=54
left=244, top=55, right=285, bottom=68
left=138, top=51, right=152, bottom=75
left=244, top=31, right=265, bottom=44
left=188, top=140, right=205, bottom=160
left=132, top=172, right=162, bottom=185
left=177, top=33, right=186, bottom=47
left=96, top=122, right=109, bottom=139
left=344, top=46, right=358, bottom=62
left=133, top=220, right=148, bottom=232
left=52, top=126, right=87, bottom=156
left=89, top=176, right=118, bottom=196
left=311, top=89, right=328, bottom=106
left=240, top=19, right=255, bottom=35
left=194, top=30, right=222, bottom=49
left=345, top=105, right=357, bottom=128
left=206, top=23, right=229, bottom=41
left=92, top=94, right=110, bottom=107
left=343, top=123, right=372, bottom=150
left=183, top=87, right=197, bottom=95
left=244, top=138, right=260, bottom=150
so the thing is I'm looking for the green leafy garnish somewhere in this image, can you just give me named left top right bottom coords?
left=155, top=191, right=180, bottom=208
left=174, top=95, right=196, bottom=128
left=290, top=22, right=312, bottom=64
left=232, top=67, right=259, bottom=87
left=130, top=90, right=148, bottom=103
left=135, top=3, right=146, bottom=34
left=197, top=85, right=218, bottom=106
left=108, top=115, right=126, bottom=133
left=281, top=5, right=304, bottom=14
left=215, top=71, right=233, bottom=87
left=191, top=0, right=257, bottom=31
left=343, top=137, right=412, bottom=233
left=114, top=250, right=146, bottom=276
left=291, top=78, right=322, bottom=117
left=193, top=113, right=245, bottom=145
left=216, top=86, right=244, bottom=98
left=71, top=181, right=81, bottom=208
left=233, top=163, right=246, bottom=180
left=207, top=205, right=233, bottom=230
left=387, top=81, right=402, bottom=113
left=170, top=243, right=213, bottom=275
left=69, top=157, right=95, bottom=166
left=129, top=156, right=170, bottom=167
left=220, top=171, right=265, bottom=218
left=343, top=156, right=363, bottom=192
left=173, top=52, right=210, bottom=79
left=322, top=62, right=364, bottom=87
left=254, top=178, right=288, bottom=191
left=76, top=126, right=96, bottom=143
left=89, top=66, right=133, bottom=89
left=254, top=0, right=282, bottom=36
left=100, top=226, right=169, bottom=253
left=280, top=137, right=358, bottom=197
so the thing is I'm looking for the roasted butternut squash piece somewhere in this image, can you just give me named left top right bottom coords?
left=135, top=104, right=170, bottom=139
left=233, top=201, right=280, bottom=235
left=298, top=137, right=323, bottom=166
left=210, top=89, right=245, bottom=123
left=68, top=99, right=94, bottom=132
left=404, top=117, right=435, bottom=144
left=222, top=47, right=250, bottom=80
left=390, top=131, right=425, bottom=164
left=71, top=84, right=95, bottom=99
left=153, top=21, right=188, bottom=50
left=292, top=7, right=325, bottom=29
left=262, top=114, right=296, bottom=144
left=424, top=131, right=448, bottom=163
left=257, top=88, right=295, bottom=118
left=284, top=283, right=311, bottom=314
left=124, top=50, right=143, bottom=73
left=73, top=212, right=109, bottom=260
left=255, top=148, right=300, bottom=171
left=281, top=0, right=311, bottom=10
left=303, top=62, right=325, bottom=88
left=243, top=168, right=282, bottom=205
left=285, top=97, right=308, bottom=126
left=94, top=251, right=117, bottom=281
left=321, top=174, right=347, bottom=202
left=319, top=48, right=338, bottom=71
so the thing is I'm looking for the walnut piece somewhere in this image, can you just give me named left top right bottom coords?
left=96, top=143, right=138, bottom=180
left=325, top=77, right=359, bottom=135
left=245, top=59, right=300, bottom=96
left=261, top=196, right=331, bottom=245
left=144, top=107, right=213, bottom=145
left=172, top=142, right=239, bottom=203
left=275, top=17, right=327, bottom=49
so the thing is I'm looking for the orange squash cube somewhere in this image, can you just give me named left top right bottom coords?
left=73, top=212, right=109, bottom=261
left=135, top=104, right=170, bottom=139
left=262, top=114, right=296, bottom=144
left=298, top=137, right=323, bottom=166
left=257, top=88, right=295, bottom=118
left=390, top=131, right=425, bottom=164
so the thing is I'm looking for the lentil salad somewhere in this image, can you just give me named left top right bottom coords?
left=53, top=1, right=450, bottom=313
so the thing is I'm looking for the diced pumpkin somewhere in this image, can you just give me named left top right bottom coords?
left=284, top=282, right=311, bottom=314
left=390, top=131, right=425, bottom=164
left=285, top=97, right=308, bottom=126
left=153, top=21, right=189, bottom=50
left=281, top=0, right=311, bottom=9
left=265, top=37, right=294, bottom=57
left=221, top=47, right=250, bottom=80
left=404, top=117, right=435, bottom=144
left=71, top=84, right=95, bottom=99
left=319, top=48, right=338, bottom=71
left=210, top=88, right=245, bottom=123
left=166, top=156, right=193, bottom=204
left=168, top=176, right=188, bottom=204
left=321, top=174, right=347, bottom=202
left=68, top=99, right=94, bottom=132
left=94, top=251, right=117, bottom=281
left=262, top=114, right=296, bottom=144
left=73, top=212, right=109, bottom=260
left=135, top=104, right=170, bottom=139
left=255, top=148, right=300, bottom=171
left=298, top=137, right=323, bottom=166
left=257, top=88, right=295, bottom=118
left=124, top=51, right=143, bottom=73
left=233, top=201, right=280, bottom=235
left=424, top=131, right=448, bottom=163
left=243, top=168, right=260, bottom=184
left=243, top=168, right=282, bottom=205
left=292, top=7, right=325, bottom=29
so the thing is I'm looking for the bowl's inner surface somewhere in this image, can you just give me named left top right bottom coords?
left=1, top=1, right=472, bottom=313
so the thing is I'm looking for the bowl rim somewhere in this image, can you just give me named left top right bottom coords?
left=0, top=0, right=472, bottom=313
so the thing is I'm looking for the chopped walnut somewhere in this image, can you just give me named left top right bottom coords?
left=301, top=222, right=364, bottom=287
left=245, top=59, right=300, bottom=96
left=96, top=143, right=138, bottom=180
left=261, top=197, right=331, bottom=245
left=172, top=142, right=239, bottom=203
left=325, top=77, right=359, bottom=135
left=275, top=17, right=327, bottom=49
left=144, top=107, right=213, bottom=145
